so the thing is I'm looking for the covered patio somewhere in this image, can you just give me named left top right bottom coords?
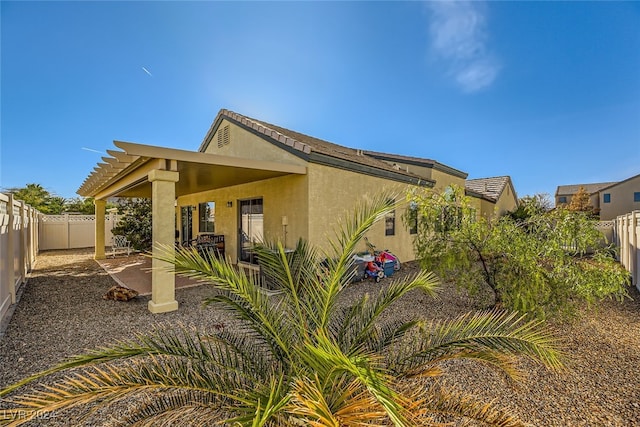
left=78, top=140, right=306, bottom=313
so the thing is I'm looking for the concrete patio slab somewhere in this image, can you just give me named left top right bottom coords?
left=96, top=253, right=204, bottom=296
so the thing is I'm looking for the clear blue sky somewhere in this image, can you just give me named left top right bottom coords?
left=2, top=1, right=639, bottom=201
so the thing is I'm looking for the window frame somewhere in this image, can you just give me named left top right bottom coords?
left=603, top=193, right=611, bottom=204
left=385, top=209, right=396, bottom=236
left=198, top=201, right=215, bottom=233
left=385, top=199, right=396, bottom=236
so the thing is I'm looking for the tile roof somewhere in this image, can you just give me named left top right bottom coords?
left=363, top=150, right=437, bottom=166
left=555, top=182, right=617, bottom=196
left=363, top=150, right=468, bottom=179
left=200, top=109, right=465, bottom=185
left=465, top=176, right=511, bottom=201
left=200, top=109, right=312, bottom=155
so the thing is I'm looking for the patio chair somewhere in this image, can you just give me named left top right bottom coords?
left=111, top=235, right=131, bottom=257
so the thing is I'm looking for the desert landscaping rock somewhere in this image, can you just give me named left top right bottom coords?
left=1, top=249, right=639, bottom=426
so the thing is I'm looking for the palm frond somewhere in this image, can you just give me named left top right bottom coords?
left=288, top=374, right=390, bottom=427
left=299, top=332, right=409, bottom=426
left=255, top=238, right=320, bottom=295
left=2, top=354, right=265, bottom=426
left=404, top=348, right=522, bottom=382
left=319, top=192, right=399, bottom=329
left=415, top=383, right=526, bottom=427
left=288, top=376, right=342, bottom=427
left=337, top=270, right=440, bottom=353
left=1, top=325, right=252, bottom=398
left=200, top=328, right=278, bottom=376
left=331, top=306, right=420, bottom=358
left=366, top=320, right=423, bottom=354
left=225, top=374, right=290, bottom=427
left=329, top=295, right=370, bottom=350
left=154, top=244, right=298, bottom=363
left=153, top=244, right=258, bottom=297
left=253, top=239, right=322, bottom=335
left=203, top=292, right=294, bottom=363
left=103, top=391, right=225, bottom=427
left=392, top=310, right=564, bottom=378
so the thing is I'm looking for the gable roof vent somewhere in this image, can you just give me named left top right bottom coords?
left=217, top=125, right=230, bottom=148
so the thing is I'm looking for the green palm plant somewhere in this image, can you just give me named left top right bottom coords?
left=1, top=193, right=564, bottom=426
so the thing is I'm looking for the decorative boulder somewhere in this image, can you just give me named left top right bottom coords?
left=103, top=285, right=139, bottom=301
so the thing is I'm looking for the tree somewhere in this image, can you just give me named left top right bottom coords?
left=408, top=186, right=629, bottom=318
left=506, top=193, right=552, bottom=222
left=2, top=184, right=118, bottom=215
left=3, top=183, right=66, bottom=214
left=111, top=198, right=152, bottom=251
left=63, top=197, right=96, bottom=214
left=568, top=186, right=596, bottom=216
left=1, top=194, right=563, bottom=426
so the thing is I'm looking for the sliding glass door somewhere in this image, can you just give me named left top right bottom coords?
left=238, top=198, right=263, bottom=264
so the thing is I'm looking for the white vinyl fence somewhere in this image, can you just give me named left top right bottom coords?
left=39, top=213, right=121, bottom=250
left=613, top=211, right=640, bottom=292
left=2, top=202, right=122, bottom=326
left=0, top=193, right=39, bottom=326
left=597, top=220, right=614, bottom=245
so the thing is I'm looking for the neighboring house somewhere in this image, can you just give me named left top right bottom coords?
left=465, top=176, right=519, bottom=218
left=555, top=182, right=615, bottom=214
left=555, top=174, right=640, bottom=220
left=597, top=173, right=640, bottom=220
left=78, top=108, right=513, bottom=313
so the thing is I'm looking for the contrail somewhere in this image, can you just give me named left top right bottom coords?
left=81, top=147, right=105, bottom=154
left=142, top=66, right=153, bottom=77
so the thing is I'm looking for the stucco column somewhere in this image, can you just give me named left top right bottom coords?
left=148, top=169, right=179, bottom=314
left=94, top=199, right=106, bottom=260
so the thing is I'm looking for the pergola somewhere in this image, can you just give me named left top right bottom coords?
left=78, top=140, right=306, bottom=313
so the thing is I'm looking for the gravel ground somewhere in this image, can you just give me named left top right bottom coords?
left=1, top=249, right=639, bottom=426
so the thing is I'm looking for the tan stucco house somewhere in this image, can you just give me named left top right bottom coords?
left=78, top=109, right=513, bottom=313
left=597, top=174, right=640, bottom=220
left=465, top=176, right=518, bottom=218
left=555, top=174, right=640, bottom=220
left=554, top=182, right=615, bottom=214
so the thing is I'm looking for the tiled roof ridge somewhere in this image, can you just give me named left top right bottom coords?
left=362, top=150, right=437, bottom=165
left=464, top=188, right=496, bottom=203
left=466, top=175, right=510, bottom=182
left=555, top=181, right=618, bottom=195
left=363, top=149, right=468, bottom=179
left=557, top=181, right=617, bottom=188
left=464, top=176, right=511, bottom=200
left=220, top=109, right=312, bottom=155
left=215, top=110, right=444, bottom=172
left=220, top=110, right=435, bottom=181
left=200, top=108, right=440, bottom=185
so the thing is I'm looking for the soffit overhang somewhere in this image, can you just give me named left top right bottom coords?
left=77, top=140, right=307, bottom=200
